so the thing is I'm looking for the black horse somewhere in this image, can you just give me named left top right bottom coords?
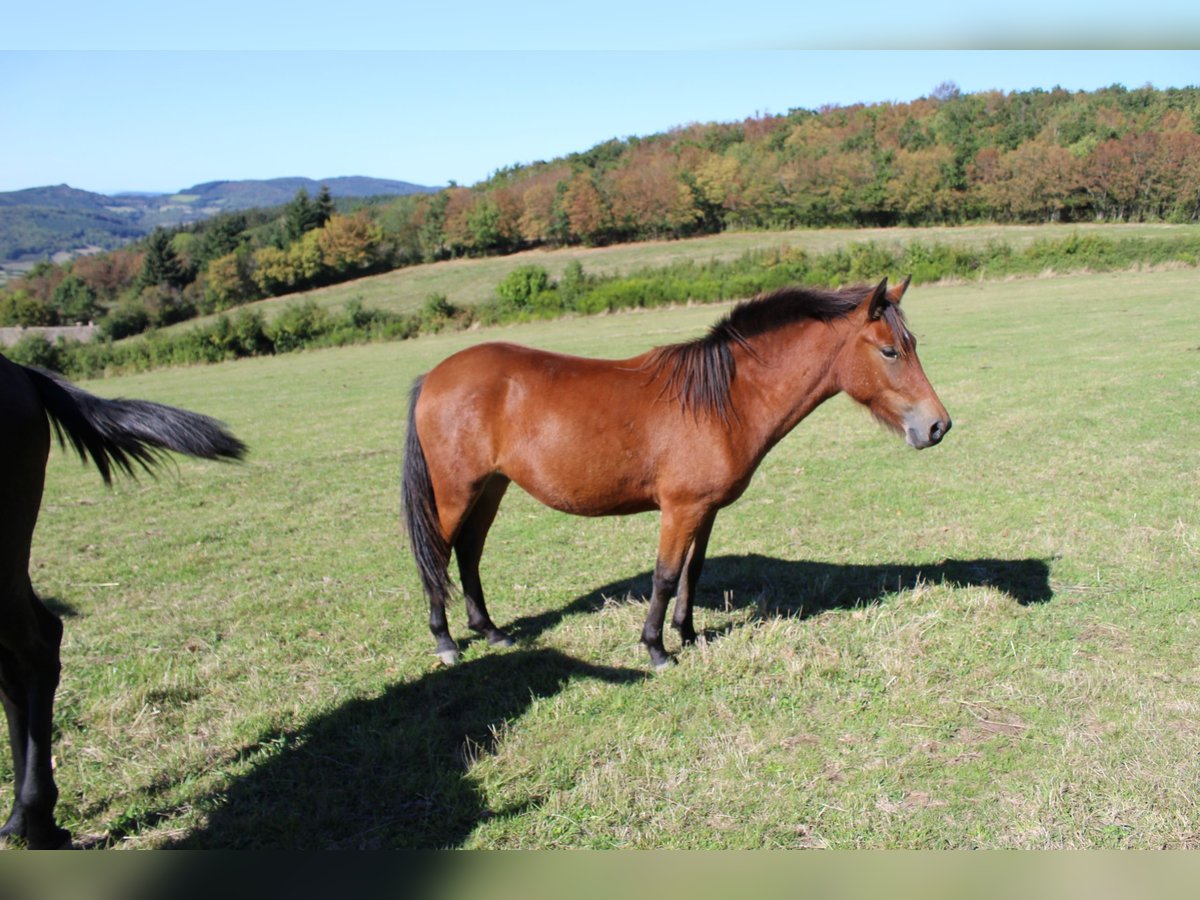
left=0, top=355, right=245, bottom=848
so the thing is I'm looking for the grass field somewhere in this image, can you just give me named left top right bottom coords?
left=13, top=264, right=1200, bottom=848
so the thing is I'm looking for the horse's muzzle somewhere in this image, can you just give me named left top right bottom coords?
left=906, top=415, right=952, bottom=449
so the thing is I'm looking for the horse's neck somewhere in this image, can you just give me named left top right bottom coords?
left=732, top=319, right=846, bottom=449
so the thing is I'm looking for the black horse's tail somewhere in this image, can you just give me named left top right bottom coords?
left=23, top=364, right=246, bottom=483
left=401, top=375, right=452, bottom=603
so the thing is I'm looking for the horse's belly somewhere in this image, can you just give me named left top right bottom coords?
left=506, top=463, right=658, bottom=517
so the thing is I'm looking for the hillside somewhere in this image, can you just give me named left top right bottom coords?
left=0, top=176, right=440, bottom=266
left=0, top=185, right=147, bottom=263
left=165, top=176, right=439, bottom=210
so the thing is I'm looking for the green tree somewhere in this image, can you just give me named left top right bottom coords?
left=197, top=214, right=248, bottom=268
left=50, top=274, right=99, bottom=323
left=314, top=185, right=336, bottom=228
left=0, top=290, right=56, bottom=326
left=418, top=191, right=449, bottom=262
left=138, top=229, right=188, bottom=290
left=284, top=188, right=321, bottom=243
left=467, top=198, right=504, bottom=253
left=558, top=259, right=589, bottom=308
left=496, top=265, right=551, bottom=309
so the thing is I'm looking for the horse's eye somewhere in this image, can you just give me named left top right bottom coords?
left=880, top=346, right=899, bottom=360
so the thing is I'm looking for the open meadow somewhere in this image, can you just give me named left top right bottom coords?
left=13, top=265, right=1200, bottom=848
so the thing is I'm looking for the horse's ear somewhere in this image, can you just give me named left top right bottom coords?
left=867, top=278, right=889, bottom=320
left=891, top=274, right=912, bottom=304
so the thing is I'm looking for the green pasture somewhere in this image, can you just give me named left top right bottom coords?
left=160, top=221, right=1190, bottom=334
left=14, top=266, right=1199, bottom=848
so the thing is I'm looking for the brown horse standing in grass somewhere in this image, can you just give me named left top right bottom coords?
left=402, top=277, right=950, bottom=671
left=0, top=356, right=245, bottom=849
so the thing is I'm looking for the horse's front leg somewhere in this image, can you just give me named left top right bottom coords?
left=671, top=513, right=716, bottom=646
left=642, top=507, right=711, bottom=670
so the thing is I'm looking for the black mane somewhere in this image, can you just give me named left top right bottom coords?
left=643, top=283, right=913, bottom=423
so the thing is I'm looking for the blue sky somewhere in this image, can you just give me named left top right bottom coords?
left=1, top=3, right=1198, bottom=194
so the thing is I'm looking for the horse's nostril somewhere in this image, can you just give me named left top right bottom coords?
left=930, top=419, right=949, bottom=443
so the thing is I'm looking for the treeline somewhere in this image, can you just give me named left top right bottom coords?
left=6, top=229, right=1198, bottom=380
left=424, top=82, right=1200, bottom=256
left=2, top=83, right=1199, bottom=338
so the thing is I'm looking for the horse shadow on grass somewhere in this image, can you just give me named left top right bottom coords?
left=158, top=648, right=645, bottom=850
left=499, top=553, right=1054, bottom=648
left=127, top=555, right=1045, bottom=854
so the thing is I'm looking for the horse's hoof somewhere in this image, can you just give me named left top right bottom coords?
left=649, top=652, right=675, bottom=672
left=435, top=648, right=461, bottom=666
left=488, top=632, right=515, bottom=648
left=3, top=827, right=74, bottom=850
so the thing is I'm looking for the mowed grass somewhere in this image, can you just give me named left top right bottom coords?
left=16, top=266, right=1200, bottom=848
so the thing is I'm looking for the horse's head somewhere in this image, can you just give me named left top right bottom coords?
left=836, top=277, right=951, bottom=449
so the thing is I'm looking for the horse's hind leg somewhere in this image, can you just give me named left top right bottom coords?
left=426, top=473, right=507, bottom=665
left=0, top=581, right=69, bottom=849
left=455, top=475, right=513, bottom=649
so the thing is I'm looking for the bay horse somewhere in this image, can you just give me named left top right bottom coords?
left=0, top=355, right=245, bottom=848
left=402, top=277, right=950, bottom=671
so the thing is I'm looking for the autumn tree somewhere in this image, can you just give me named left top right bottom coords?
left=441, top=187, right=478, bottom=256
left=605, top=144, right=700, bottom=239
left=516, top=167, right=570, bottom=246
left=317, top=211, right=383, bottom=274
left=72, top=249, right=143, bottom=302
left=887, top=145, right=956, bottom=224
left=1084, top=136, right=1145, bottom=220
left=562, top=171, right=611, bottom=244
left=203, top=249, right=257, bottom=311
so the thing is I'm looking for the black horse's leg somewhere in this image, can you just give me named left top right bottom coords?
left=0, top=586, right=69, bottom=849
left=643, top=506, right=710, bottom=670
left=671, top=514, right=715, bottom=646
left=0, top=644, right=30, bottom=842
left=428, top=596, right=459, bottom=666
left=455, top=476, right=513, bottom=648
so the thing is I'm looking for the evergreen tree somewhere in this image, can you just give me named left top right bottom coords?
left=138, top=229, right=187, bottom=290
left=314, top=185, right=335, bottom=229
left=284, top=188, right=321, bottom=243
left=197, top=213, right=247, bottom=267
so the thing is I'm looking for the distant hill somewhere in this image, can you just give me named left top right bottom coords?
left=163, top=176, right=438, bottom=210
left=0, top=177, right=440, bottom=266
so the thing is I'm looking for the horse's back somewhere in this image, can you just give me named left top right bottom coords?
left=421, top=341, right=645, bottom=421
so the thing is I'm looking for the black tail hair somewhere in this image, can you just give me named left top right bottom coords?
left=23, top=365, right=246, bottom=483
left=400, top=375, right=452, bottom=603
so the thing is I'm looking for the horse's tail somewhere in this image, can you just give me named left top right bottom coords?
left=401, top=375, right=453, bottom=603
left=22, top=364, right=246, bottom=484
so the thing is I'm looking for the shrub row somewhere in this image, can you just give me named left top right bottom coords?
left=5, top=231, right=1197, bottom=379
